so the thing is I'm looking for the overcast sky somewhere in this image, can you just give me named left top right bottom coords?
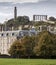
left=0, top=0, right=56, bottom=23
left=0, top=0, right=56, bottom=3
left=0, top=0, right=44, bottom=3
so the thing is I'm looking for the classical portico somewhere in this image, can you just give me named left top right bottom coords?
left=33, top=15, right=47, bottom=21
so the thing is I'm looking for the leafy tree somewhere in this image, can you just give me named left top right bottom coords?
left=7, top=16, right=29, bottom=27
left=49, top=16, right=56, bottom=21
left=8, top=40, right=25, bottom=58
left=34, top=31, right=56, bottom=57
left=6, top=16, right=30, bottom=30
left=21, top=36, right=36, bottom=58
left=9, top=31, right=56, bottom=58
left=9, top=36, right=36, bottom=58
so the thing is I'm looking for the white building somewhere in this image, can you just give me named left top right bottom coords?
left=0, top=30, right=40, bottom=55
left=0, top=30, right=21, bottom=55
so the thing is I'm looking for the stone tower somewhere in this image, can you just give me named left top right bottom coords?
left=14, top=6, right=17, bottom=20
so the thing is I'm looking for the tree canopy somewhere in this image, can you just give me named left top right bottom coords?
left=49, top=16, right=56, bottom=21
left=8, top=40, right=25, bottom=58
left=9, top=31, right=56, bottom=58
left=6, top=16, right=30, bottom=29
left=34, top=31, right=56, bottom=57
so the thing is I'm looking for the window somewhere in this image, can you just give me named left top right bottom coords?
left=6, top=33, right=9, bottom=36
left=1, top=33, right=3, bottom=36
left=12, top=33, right=14, bottom=36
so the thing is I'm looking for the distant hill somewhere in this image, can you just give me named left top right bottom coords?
left=6, top=16, right=30, bottom=30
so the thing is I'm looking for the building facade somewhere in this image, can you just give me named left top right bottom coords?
left=0, top=30, right=20, bottom=54
left=0, top=30, right=39, bottom=55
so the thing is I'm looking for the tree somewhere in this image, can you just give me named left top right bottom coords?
left=21, top=36, right=36, bottom=58
left=15, top=16, right=30, bottom=25
left=6, top=16, right=30, bottom=30
left=49, top=16, right=56, bottom=21
left=8, top=31, right=56, bottom=58
left=34, top=31, right=55, bottom=58
left=8, top=36, right=36, bottom=58
left=8, top=40, right=25, bottom=58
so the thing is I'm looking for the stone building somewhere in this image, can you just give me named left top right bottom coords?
left=33, top=15, right=47, bottom=22
left=0, top=30, right=39, bottom=55
left=0, top=30, right=20, bottom=54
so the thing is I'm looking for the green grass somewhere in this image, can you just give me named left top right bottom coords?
left=0, top=58, right=56, bottom=65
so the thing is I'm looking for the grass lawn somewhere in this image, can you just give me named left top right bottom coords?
left=0, top=58, right=56, bottom=65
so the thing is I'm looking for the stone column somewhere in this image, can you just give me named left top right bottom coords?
left=46, top=15, right=47, bottom=20
left=2, top=26, right=3, bottom=31
left=33, top=15, right=35, bottom=21
left=37, top=16, right=39, bottom=21
left=38, top=15, right=40, bottom=21
left=0, top=26, right=1, bottom=31
left=36, top=16, right=37, bottom=21
left=12, top=26, right=14, bottom=31
left=40, top=15, right=41, bottom=21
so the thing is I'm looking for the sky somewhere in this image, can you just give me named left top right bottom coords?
left=0, top=0, right=56, bottom=23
